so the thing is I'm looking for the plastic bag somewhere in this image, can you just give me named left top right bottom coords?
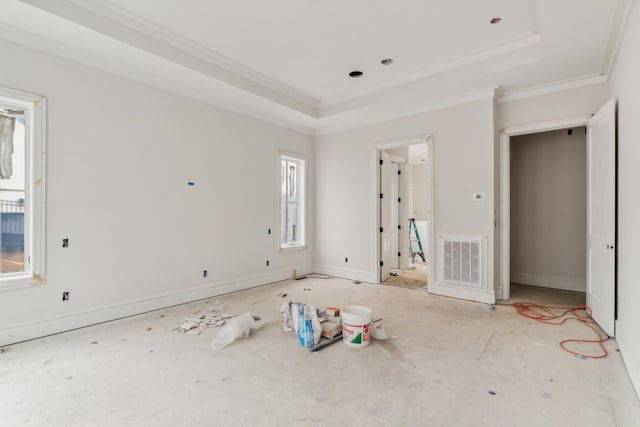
left=289, top=302, right=322, bottom=348
left=210, top=312, right=264, bottom=350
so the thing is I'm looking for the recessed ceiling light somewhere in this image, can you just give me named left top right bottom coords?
left=490, top=17, right=501, bottom=24
left=349, top=70, right=364, bottom=78
left=380, top=58, right=394, bottom=66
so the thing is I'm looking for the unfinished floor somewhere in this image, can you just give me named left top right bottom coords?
left=1, top=278, right=639, bottom=426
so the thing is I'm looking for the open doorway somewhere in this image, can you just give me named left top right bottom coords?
left=378, top=141, right=431, bottom=289
left=509, top=127, right=587, bottom=305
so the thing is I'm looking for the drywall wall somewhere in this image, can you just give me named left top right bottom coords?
left=510, top=128, right=586, bottom=292
left=608, top=1, right=640, bottom=398
left=0, top=39, right=314, bottom=345
left=315, top=98, right=496, bottom=301
left=497, top=84, right=610, bottom=130
left=410, top=163, right=429, bottom=220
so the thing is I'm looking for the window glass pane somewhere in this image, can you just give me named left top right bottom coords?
left=287, top=203, right=298, bottom=244
left=280, top=202, right=288, bottom=244
left=287, top=161, right=297, bottom=202
left=281, top=161, right=287, bottom=201
left=0, top=108, right=25, bottom=274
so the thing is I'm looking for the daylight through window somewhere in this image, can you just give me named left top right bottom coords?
left=280, top=153, right=305, bottom=249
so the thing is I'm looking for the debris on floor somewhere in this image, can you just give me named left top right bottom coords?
left=487, top=303, right=496, bottom=311
left=488, top=390, right=496, bottom=396
left=175, top=312, right=237, bottom=335
left=211, top=312, right=264, bottom=350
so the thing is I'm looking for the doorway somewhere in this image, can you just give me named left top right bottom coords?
left=500, top=101, right=616, bottom=336
left=377, top=138, right=432, bottom=289
left=510, top=127, right=587, bottom=300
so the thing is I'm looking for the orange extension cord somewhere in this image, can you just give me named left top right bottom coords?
left=503, top=302, right=610, bottom=359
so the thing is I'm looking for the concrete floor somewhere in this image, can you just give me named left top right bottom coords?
left=1, top=278, right=639, bottom=426
left=384, top=262, right=428, bottom=289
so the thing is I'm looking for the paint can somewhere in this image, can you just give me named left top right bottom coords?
left=341, top=305, right=372, bottom=348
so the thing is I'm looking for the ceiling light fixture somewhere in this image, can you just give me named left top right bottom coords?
left=349, top=70, right=364, bottom=78
left=380, top=58, right=394, bottom=66
left=490, top=17, right=501, bottom=24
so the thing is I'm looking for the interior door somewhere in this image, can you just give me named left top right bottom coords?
left=380, top=150, right=391, bottom=281
left=587, top=99, right=616, bottom=336
left=390, top=161, right=400, bottom=270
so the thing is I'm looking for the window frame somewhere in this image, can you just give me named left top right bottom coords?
left=278, top=151, right=306, bottom=252
left=0, top=87, right=46, bottom=289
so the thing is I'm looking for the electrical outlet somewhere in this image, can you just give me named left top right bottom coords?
left=62, top=238, right=69, bottom=248
left=266, top=260, right=270, bottom=267
left=62, top=292, right=69, bottom=301
left=203, top=270, right=207, bottom=278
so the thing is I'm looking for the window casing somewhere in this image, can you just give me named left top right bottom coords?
left=279, top=152, right=305, bottom=250
left=0, top=87, right=46, bottom=289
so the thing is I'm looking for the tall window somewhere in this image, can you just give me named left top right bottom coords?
left=280, top=153, right=305, bottom=249
left=0, top=87, right=46, bottom=288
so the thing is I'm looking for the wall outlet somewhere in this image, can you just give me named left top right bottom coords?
left=62, top=292, right=69, bottom=301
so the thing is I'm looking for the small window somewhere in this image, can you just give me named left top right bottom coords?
left=279, top=152, right=305, bottom=250
left=0, top=87, right=46, bottom=289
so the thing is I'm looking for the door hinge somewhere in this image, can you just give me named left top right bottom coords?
left=398, top=170, right=401, bottom=175
left=380, top=193, right=384, bottom=199
left=398, top=225, right=401, bottom=230
left=398, top=197, right=401, bottom=203
left=398, top=252, right=401, bottom=257
left=380, top=261, right=384, bottom=267
left=380, top=159, right=384, bottom=165
left=380, top=227, right=384, bottom=232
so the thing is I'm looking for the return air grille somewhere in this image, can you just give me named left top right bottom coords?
left=442, top=237, right=483, bottom=287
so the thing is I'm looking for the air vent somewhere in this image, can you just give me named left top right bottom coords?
left=441, top=236, right=484, bottom=287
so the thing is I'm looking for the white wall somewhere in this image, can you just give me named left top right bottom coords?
left=410, top=163, right=429, bottom=220
left=315, top=99, right=496, bottom=302
left=510, top=128, right=586, bottom=292
left=608, top=1, right=640, bottom=398
left=0, top=39, right=314, bottom=346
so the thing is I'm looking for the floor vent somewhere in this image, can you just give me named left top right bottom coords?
left=442, top=236, right=484, bottom=287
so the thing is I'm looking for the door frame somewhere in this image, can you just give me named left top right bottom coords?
left=499, top=115, right=592, bottom=300
left=374, top=134, right=434, bottom=284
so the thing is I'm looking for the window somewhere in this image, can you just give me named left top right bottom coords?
left=0, top=87, right=46, bottom=289
left=279, top=152, right=305, bottom=250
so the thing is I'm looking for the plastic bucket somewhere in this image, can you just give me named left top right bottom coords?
left=342, top=305, right=372, bottom=348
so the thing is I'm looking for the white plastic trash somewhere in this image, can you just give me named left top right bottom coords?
left=341, top=305, right=372, bottom=348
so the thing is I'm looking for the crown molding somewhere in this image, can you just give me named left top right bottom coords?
left=315, top=88, right=498, bottom=136
left=601, top=0, right=635, bottom=75
left=496, top=74, right=608, bottom=104
left=19, top=0, right=319, bottom=117
left=319, top=34, right=541, bottom=109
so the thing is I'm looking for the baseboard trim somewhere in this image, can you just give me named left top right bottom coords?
left=0, top=265, right=314, bottom=347
left=511, top=272, right=585, bottom=292
left=430, top=281, right=496, bottom=304
left=616, top=320, right=640, bottom=400
left=313, top=265, right=375, bottom=283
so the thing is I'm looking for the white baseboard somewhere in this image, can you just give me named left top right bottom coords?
left=616, top=320, right=640, bottom=400
left=0, top=265, right=314, bottom=347
left=511, top=272, right=586, bottom=292
left=313, top=265, right=375, bottom=283
left=429, top=281, right=496, bottom=304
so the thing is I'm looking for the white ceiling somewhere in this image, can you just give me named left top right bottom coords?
left=0, top=0, right=632, bottom=134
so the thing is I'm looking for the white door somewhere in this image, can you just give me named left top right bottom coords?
left=587, top=99, right=616, bottom=336
left=380, top=151, right=391, bottom=281
left=390, top=162, right=400, bottom=270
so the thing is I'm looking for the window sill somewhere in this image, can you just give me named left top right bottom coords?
left=279, top=244, right=306, bottom=253
left=0, top=274, right=44, bottom=291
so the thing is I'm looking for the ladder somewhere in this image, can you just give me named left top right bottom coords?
left=409, top=218, right=425, bottom=263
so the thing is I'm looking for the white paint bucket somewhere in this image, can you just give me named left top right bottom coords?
left=341, top=305, right=372, bottom=348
